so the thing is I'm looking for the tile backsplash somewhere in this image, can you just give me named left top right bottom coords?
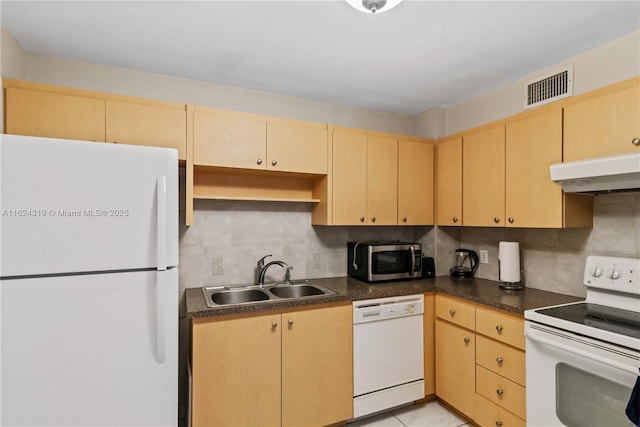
left=179, top=193, right=640, bottom=312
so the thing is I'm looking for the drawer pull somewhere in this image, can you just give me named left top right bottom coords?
left=463, top=337, right=470, bottom=344
left=449, top=309, right=456, bottom=316
left=272, top=160, right=278, bottom=166
left=493, top=217, right=500, bottom=223
left=496, top=422, right=503, bottom=427
left=402, top=217, right=407, bottom=223
left=360, top=216, right=365, bottom=222
left=257, top=158, right=263, bottom=165
left=496, top=357, right=504, bottom=365
left=271, top=322, right=278, bottom=329
left=453, top=217, right=458, bottom=223
left=496, top=388, right=504, bottom=396
left=496, top=325, right=503, bottom=333
left=370, top=216, right=376, bottom=223
left=288, top=320, right=294, bottom=328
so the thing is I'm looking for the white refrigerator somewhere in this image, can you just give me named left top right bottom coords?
left=0, top=134, right=178, bottom=426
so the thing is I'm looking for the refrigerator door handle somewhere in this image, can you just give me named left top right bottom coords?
left=156, top=271, right=167, bottom=364
left=156, top=176, right=167, bottom=271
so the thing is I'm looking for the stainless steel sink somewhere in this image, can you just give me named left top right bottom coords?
left=206, top=288, right=270, bottom=306
left=269, top=284, right=329, bottom=298
left=202, top=280, right=334, bottom=307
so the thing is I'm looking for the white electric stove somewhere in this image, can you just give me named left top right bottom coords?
left=524, top=256, right=640, bottom=427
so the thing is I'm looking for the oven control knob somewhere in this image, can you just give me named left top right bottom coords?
left=590, top=266, right=602, bottom=277
left=609, top=269, right=620, bottom=280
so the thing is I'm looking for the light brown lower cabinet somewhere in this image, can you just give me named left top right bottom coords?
left=191, top=304, right=353, bottom=427
left=435, top=318, right=476, bottom=419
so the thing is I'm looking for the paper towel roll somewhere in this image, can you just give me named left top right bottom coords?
left=498, top=241, right=521, bottom=284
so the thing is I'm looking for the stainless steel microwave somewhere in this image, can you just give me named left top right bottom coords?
left=348, top=241, right=422, bottom=282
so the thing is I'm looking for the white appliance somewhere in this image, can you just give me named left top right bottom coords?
left=0, top=134, right=179, bottom=426
left=550, top=152, right=640, bottom=193
left=353, top=294, right=424, bottom=419
left=525, top=256, right=640, bottom=427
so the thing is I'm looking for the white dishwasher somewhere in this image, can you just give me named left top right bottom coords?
left=353, top=294, right=425, bottom=418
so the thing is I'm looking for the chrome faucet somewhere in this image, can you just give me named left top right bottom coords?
left=256, top=255, right=289, bottom=287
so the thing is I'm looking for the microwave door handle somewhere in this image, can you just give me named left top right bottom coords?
left=409, top=246, right=415, bottom=276
left=528, top=326, right=638, bottom=375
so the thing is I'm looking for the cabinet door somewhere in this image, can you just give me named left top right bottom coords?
left=435, top=319, right=475, bottom=419
left=193, top=108, right=267, bottom=169
left=367, top=135, right=398, bottom=225
left=505, top=110, right=563, bottom=228
left=106, top=100, right=187, bottom=160
left=463, top=125, right=505, bottom=227
left=191, top=314, right=282, bottom=427
left=398, top=140, right=434, bottom=225
left=332, top=129, right=367, bottom=225
left=436, top=138, right=462, bottom=226
left=564, top=85, right=640, bottom=161
left=282, top=305, right=353, bottom=427
left=267, top=119, right=328, bottom=174
left=5, top=87, right=106, bottom=142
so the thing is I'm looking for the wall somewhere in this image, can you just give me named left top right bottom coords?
left=436, top=30, right=640, bottom=136
left=435, top=193, right=640, bottom=298
left=0, top=28, right=28, bottom=133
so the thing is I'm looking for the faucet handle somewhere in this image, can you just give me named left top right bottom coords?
left=285, top=265, right=294, bottom=283
left=257, top=254, right=272, bottom=267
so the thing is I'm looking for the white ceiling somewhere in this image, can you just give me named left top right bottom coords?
left=1, top=1, right=639, bottom=115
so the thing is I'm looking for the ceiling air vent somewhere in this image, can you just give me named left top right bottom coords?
left=523, top=65, right=573, bottom=110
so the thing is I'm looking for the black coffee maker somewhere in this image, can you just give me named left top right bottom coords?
left=450, top=249, right=479, bottom=279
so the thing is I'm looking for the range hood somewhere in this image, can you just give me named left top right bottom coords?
left=550, top=153, right=640, bottom=193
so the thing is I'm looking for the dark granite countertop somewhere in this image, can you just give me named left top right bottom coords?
left=186, top=276, right=583, bottom=319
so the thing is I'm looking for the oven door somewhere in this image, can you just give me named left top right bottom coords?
left=525, top=321, right=639, bottom=427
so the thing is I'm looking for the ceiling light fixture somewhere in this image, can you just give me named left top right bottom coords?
left=345, top=0, right=403, bottom=14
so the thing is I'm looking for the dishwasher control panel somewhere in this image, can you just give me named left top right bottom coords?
left=353, top=294, right=424, bottom=323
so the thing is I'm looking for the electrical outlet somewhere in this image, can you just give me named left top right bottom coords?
left=212, top=258, right=223, bottom=275
left=312, top=252, right=321, bottom=269
left=480, top=250, right=489, bottom=264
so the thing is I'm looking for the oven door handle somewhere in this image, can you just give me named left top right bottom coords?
left=527, top=327, right=639, bottom=376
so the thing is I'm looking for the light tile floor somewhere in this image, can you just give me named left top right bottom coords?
left=349, top=400, right=471, bottom=427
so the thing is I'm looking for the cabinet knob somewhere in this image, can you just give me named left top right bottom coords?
left=632, top=137, right=640, bottom=146
left=271, top=322, right=278, bottom=329
left=496, top=422, right=503, bottom=427
left=508, top=217, right=514, bottom=224
left=496, top=357, right=504, bottom=365
left=496, top=389, right=504, bottom=396
left=370, top=216, right=376, bottom=223
left=493, top=217, right=500, bottom=223
left=449, top=309, right=456, bottom=317
left=272, top=160, right=278, bottom=166
left=463, top=337, right=470, bottom=344
left=288, top=320, right=294, bottom=328
left=402, top=217, right=407, bottom=223
left=453, top=217, right=458, bottom=223
left=496, top=325, right=503, bottom=333
left=257, top=158, right=263, bottom=165
left=359, top=216, right=365, bottom=222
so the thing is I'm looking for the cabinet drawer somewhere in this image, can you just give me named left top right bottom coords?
left=476, top=306, right=524, bottom=350
left=475, top=393, right=525, bottom=427
left=476, top=366, right=526, bottom=420
left=435, top=294, right=475, bottom=330
left=476, top=335, right=525, bottom=386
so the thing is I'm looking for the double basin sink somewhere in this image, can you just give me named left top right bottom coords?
left=202, top=280, right=335, bottom=308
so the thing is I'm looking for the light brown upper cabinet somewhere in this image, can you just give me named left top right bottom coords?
left=564, top=84, right=640, bottom=161
left=267, top=118, right=328, bottom=174
left=436, top=137, right=463, bottom=226
left=398, top=140, right=434, bottom=225
left=505, top=110, right=564, bottom=227
left=462, top=125, right=506, bottom=227
left=193, top=107, right=267, bottom=170
left=106, top=100, right=187, bottom=160
left=193, top=107, right=327, bottom=174
left=5, top=86, right=106, bottom=142
left=332, top=128, right=398, bottom=225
